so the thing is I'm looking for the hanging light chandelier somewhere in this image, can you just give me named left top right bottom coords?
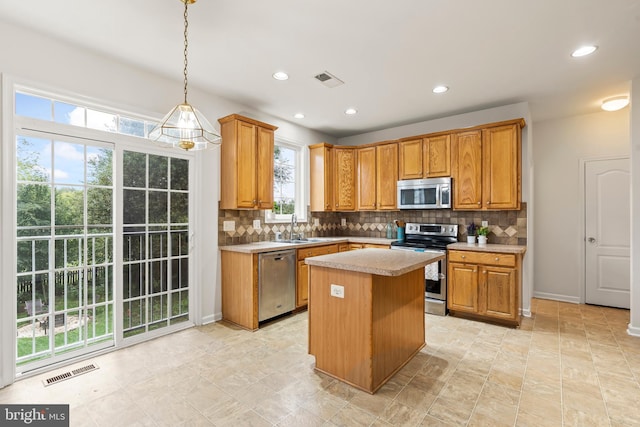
left=149, top=0, right=220, bottom=151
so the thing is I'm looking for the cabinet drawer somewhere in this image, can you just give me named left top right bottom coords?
left=297, top=244, right=339, bottom=260
left=448, top=250, right=516, bottom=267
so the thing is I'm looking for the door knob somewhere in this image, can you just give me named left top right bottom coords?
left=588, top=237, right=596, bottom=243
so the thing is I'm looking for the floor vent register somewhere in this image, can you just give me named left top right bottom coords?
left=42, top=363, right=99, bottom=387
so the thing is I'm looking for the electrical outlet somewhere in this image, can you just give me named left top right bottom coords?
left=481, top=220, right=488, bottom=227
left=253, top=219, right=261, bottom=230
left=341, top=218, right=347, bottom=227
left=223, top=220, right=235, bottom=232
left=330, top=284, right=344, bottom=299
left=314, top=218, right=320, bottom=227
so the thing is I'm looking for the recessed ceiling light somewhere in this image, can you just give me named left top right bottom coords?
left=345, top=108, right=357, bottom=115
left=294, top=113, right=305, bottom=119
left=272, top=71, right=289, bottom=81
left=571, top=45, right=598, bottom=57
left=433, top=85, right=449, bottom=94
left=601, top=96, right=629, bottom=112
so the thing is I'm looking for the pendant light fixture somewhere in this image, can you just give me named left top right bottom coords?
left=149, top=0, right=220, bottom=151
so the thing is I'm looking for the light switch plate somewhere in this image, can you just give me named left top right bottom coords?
left=341, top=218, right=347, bottom=227
left=330, top=284, right=345, bottom=299
left=223, top=220, right=235, bottom=232
left=481, top=220, right=488, bottom=227
left=253, top=219, right=261, bottom=230
left=314, top=218, right=320, bottom=227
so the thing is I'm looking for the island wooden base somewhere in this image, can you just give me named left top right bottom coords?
left=308, top=266, right=425, bottom=394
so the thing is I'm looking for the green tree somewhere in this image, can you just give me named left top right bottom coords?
left=273, top=146, right=294, bottom=215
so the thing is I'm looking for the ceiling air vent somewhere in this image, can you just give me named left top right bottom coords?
left=314, top=71, right=344, bottom=88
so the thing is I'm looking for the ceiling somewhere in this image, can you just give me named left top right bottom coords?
left=0, top=0, right=639, bottom=138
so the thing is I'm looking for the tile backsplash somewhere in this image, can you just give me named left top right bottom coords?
left=219, top=203, right=527, bottom=246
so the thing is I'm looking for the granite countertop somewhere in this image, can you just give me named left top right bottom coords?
left=447, top=242, right=527, bottom=254
left=304, top=248, right=445, bottom=277
left=219, top=237, right=398, bottom=254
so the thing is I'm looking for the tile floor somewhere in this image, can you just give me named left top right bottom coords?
left=1, top=298, right=639, bottom=426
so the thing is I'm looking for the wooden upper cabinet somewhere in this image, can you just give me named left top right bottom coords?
left=376, top=143, right=398, bottom=210
left=451, top=130, right=483, bottom=209
left=399, top=135, right=450, bottom=179
left=482, top=123, right=521, bottom=210
left=334, top=147, right=357, bottom=211
left=424, top=134, right=451, bottom=177
left=357, top=143, right=398, bottom=210
left=398, top=139, right=424, bottom=179
left=451, top=119, right=523, bottom=210
left=357, top=146, right=377, bottom=210
left=219, top=114, right=277, bottom=210
left=309, top=143, right=334, bottom=212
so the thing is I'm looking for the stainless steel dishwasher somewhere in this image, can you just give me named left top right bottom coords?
left=258, top=249, right=296, bottom=322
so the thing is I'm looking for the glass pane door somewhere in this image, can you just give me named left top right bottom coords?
left=122, top=151, right=190, bottom=338
left=16, top=136, right=115, bottom=372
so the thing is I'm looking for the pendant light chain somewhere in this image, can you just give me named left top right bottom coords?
left=183, top=0, right=189, bottom=104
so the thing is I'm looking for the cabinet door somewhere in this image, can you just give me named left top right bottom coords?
left=357, top=146, right=377, bottom=210
left=296, top=259, right=309, bottom=307
left=309, top=144, right=333, bottom=211
left=376, top=143, right=398, bottom=210
left=334, top=148, right=356, bottom=210
left=482, top=124, right=520, bottom=210
left=236, top=121, right=258, bottom=208
left=480, top=265, right=517, bottom=321
left=424, top=134, right=451, bottom=177
left=447, top=262, right=478, bottom=313
left=452, top=130, right=482, bottom=209
left=256, top=126, right=274, bottom=209
left=398, top=139, right=424, bottom=179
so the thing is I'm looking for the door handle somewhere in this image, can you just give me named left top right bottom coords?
left=587, top=237, right=596, bottom=243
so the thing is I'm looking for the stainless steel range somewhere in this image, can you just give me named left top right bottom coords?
left=390, top=223, right=458, bottom=315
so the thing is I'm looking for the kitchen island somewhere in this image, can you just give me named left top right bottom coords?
left=305, top=248, right=444, bottom=393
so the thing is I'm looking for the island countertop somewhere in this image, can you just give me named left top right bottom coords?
left=304, top=248, right=444, bottom=277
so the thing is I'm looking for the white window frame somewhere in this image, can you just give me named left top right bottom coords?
left=1, top=76, right=199, bottom=384
left=265, top=137, right=307, bottom=223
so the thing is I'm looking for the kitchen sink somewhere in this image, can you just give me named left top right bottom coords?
left=275, top=238, right=324, bottom=244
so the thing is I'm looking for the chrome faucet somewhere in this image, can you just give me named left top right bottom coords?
left=291, top=213, right=298, bottom=240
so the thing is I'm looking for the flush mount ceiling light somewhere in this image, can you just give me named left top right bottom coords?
left=571, top=45, right=598, bottom=57
left=273, top=71, right=289, bottom=81
left=293, top=113, right=305, bottom=119
left=601, top=96, right=629, bottom=111
left=149, top=0, right=220, bottom=151
left=345, top=108, right=358, bottom=115
left=432, top=85, right=449, bottom=94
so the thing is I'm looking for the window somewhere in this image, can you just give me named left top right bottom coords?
left=9, top=86, right=194, bottom=375
left=266, top=141, right=305, bottom=222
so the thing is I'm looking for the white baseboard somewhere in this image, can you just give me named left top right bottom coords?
left=628, top=324, right=640, bottom=337
left=533, top=291, right=580, bottom=304
left=201, top=312, right=223, bottom=325
left=520, top=308, right=532, bottom=317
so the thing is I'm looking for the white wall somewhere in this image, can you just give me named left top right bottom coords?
left=533, top=110, right=630, bottom=302
left=630, top=76, right=640, bottom=336
left=0, top=19, right=335, bottom=386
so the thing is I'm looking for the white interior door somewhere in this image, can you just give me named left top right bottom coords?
left=585, top=158, right=630, bottom=309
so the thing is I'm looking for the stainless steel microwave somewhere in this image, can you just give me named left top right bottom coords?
left=397, top=177, right=451, bottom=209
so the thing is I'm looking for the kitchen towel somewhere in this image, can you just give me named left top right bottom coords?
left=425, top=262, right=439, bottom=282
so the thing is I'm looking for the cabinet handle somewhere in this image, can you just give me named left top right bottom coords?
left=495, top=257, right=499, bottom=261
left=487, top=201, right=491, bottom=205
left=326, top=204, right=330, bottom=209
left=473, top=269, right=477, bottom=273
left=252, top=199, right=257, bottom=204
left=477, top=201, right=481, bottom=205
left=482, top=271, right=487, bottom=274
left=461, top=255, right=466, bottom=259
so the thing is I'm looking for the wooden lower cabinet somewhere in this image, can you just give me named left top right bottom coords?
left=221, top=251, right=259, bottom=330
left=447, top=249, right=521, bottom=325
left=296, top=244, right=339, bottom=307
